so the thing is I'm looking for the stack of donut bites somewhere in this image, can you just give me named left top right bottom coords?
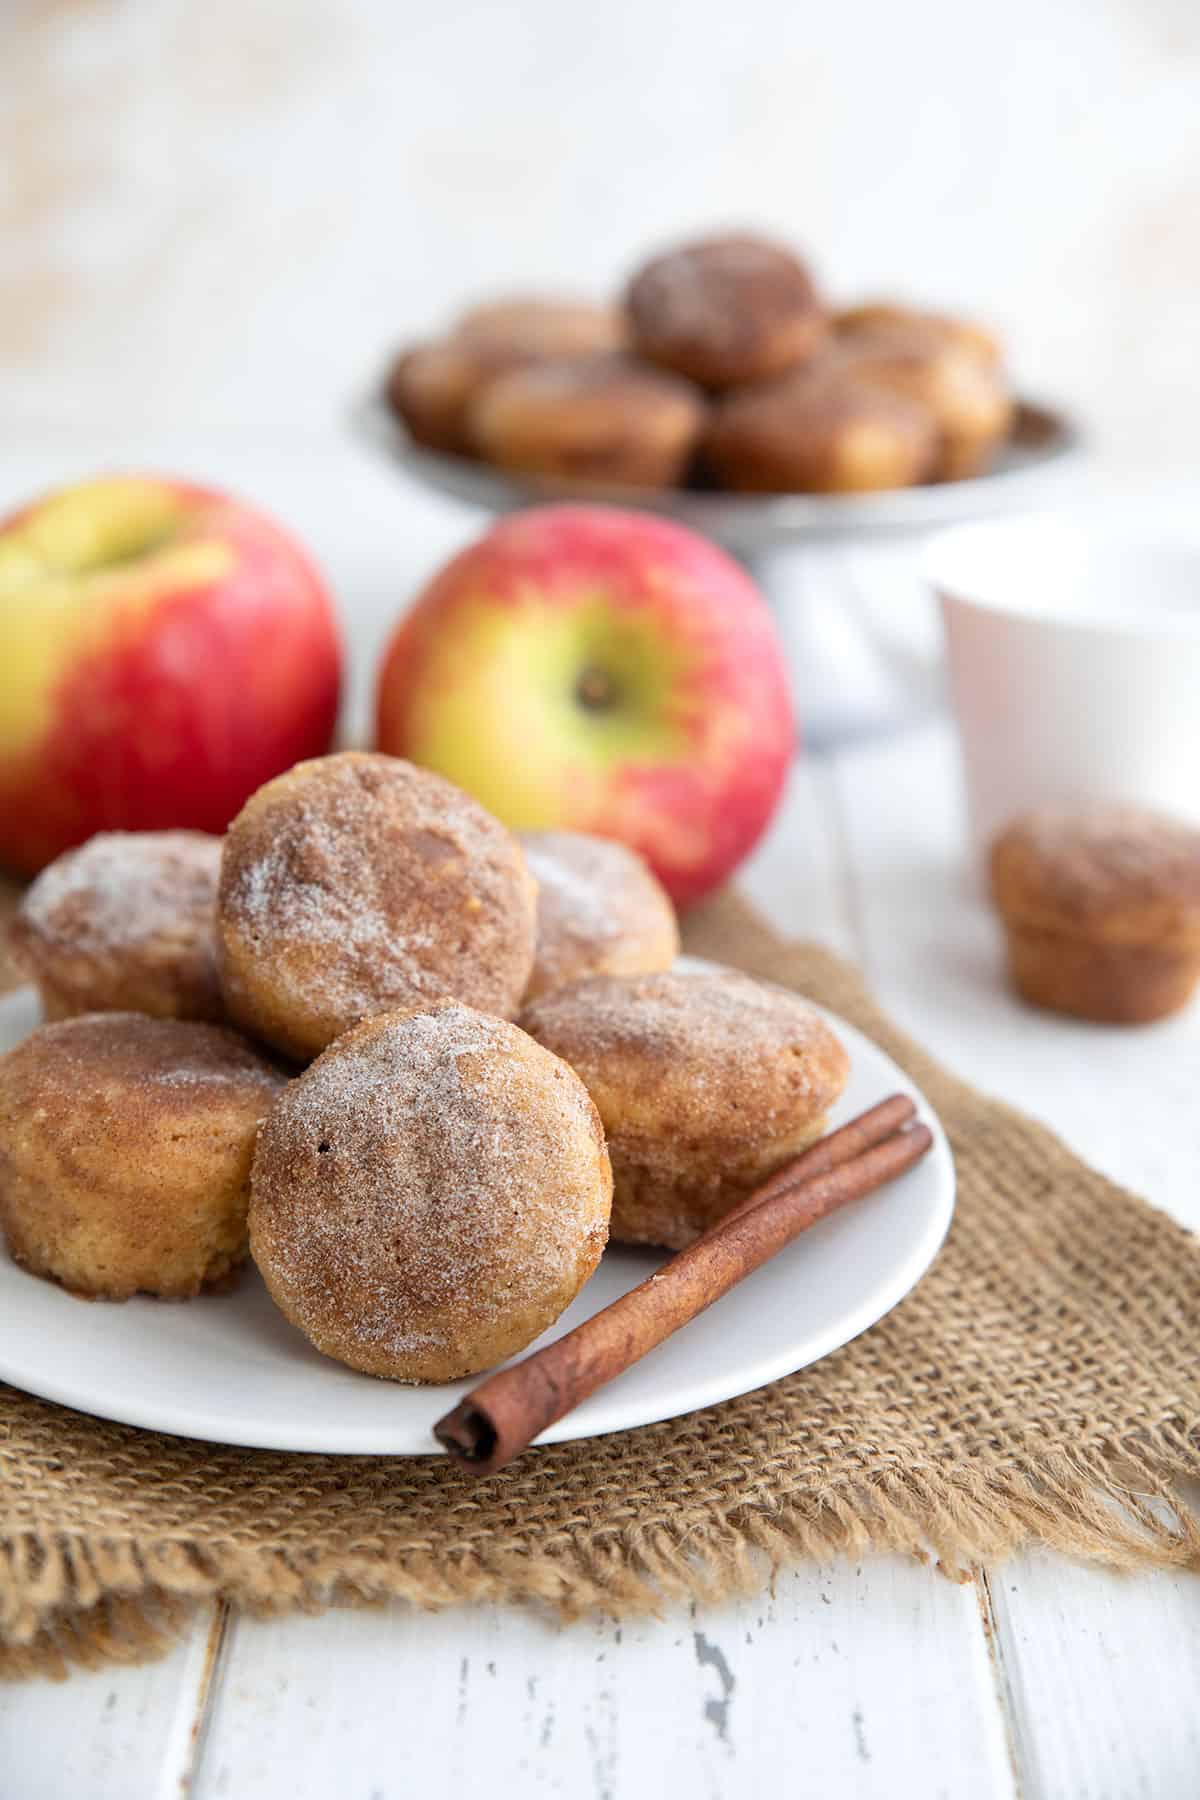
left=385, top=231, right=1014, bottom=495
left=0, top=753, right=849, bottom=1384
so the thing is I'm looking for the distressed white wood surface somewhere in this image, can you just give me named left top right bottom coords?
left=0, top=449, right=1197, bottom=1799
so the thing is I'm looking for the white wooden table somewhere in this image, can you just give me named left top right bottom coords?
left=2, top=443, right=1198, bottom=1799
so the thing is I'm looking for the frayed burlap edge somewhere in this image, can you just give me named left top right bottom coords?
left=4, top=1428, right=1200, bottom=1680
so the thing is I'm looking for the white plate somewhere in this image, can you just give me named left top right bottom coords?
left=0, top=970, right=954, bottom=1455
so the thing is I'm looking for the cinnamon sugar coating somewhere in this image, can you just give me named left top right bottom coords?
left=624, top=233, right=827, bottom=390
left=384, top=338, right=523, bottom=456
left=520, top=968, right=850, bottom=1249
left=10, top=830, right=224, bottom=1023
left=703, top=365, right=936, bottom=494
left=827, top=322, right=1013, bottom=480
left=833, top=301, right=1003, bottom=370
left=520, top=832, right=679, bottom=1003
left=249, top=1002, right=612, bottom=1383
left=217, top=753, right=537, bottom=1061
left=989, top=805, right=1200, bottom=1023
left=0, top=1013, right=284, bottom=1298
left=468, top=354, right=705, bottom=488
left=454, top=296, right=626, bottom=358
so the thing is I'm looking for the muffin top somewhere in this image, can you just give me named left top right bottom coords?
left=989, top=805, right=1200, bottom=946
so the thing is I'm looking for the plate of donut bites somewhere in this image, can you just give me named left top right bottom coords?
left=0, top=752, right=953, bottom=1454
left=374, top=228, right=1076, bottom=535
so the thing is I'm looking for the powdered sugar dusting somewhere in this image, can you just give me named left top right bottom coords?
left=251, top=1002, right=607, bottom=1369
left=17, top=831, right=221, bottom=958
left=221, top=754, right=536, bottom=1032
left=521, top=967, right=848, bottom=1130
left=520, top=831, right=678, bottom=999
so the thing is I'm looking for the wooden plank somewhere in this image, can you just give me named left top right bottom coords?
left=985, top=1555, right=1200, bottom=1799
left=191, top=1563, right=1016, bottom=1800
left=0, top=1603, right=224, bottom=1800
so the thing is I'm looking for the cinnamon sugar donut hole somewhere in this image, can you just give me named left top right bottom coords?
left=455, top=296, right=626, bottom=359
left=834, top=301, right=1003, bottom=369
left=386, top=302, right=626, bottom=457
left=0, top=1013, right=284, bottom=1298
left=250, top=1002, right=612, bottom=1382
left=624, top=233, right=827, bottom=390
left=704, top=367, right=936, bottom=494
left=520, top=832, right=679, bottom=1003
left=521, top=968, right=850, bottom=1249
left=384, top=338, right=521, bottom=455
left=832, top=323, right=1013, bottom=479
left=9, top=830, right=224, bottom=1023
left=989, top=805, right=1200, bottom=1023
left=468, top=354, right=705, bottom=488
left=217, top=753, right=537, bottom=1062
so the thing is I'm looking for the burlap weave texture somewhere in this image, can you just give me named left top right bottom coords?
left=1, top=889, right=1198, bottom=1679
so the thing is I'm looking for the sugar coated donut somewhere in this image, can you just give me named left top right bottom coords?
left=250, top=1001, right=612, bottom=1382
left=217, top=752, right=537, bottom=1061
left=520, top=831, right=679, bottom=1002
left=0, top=1012, right=284, bottom=1298
left=624, top=233, right=826, bottom=389
left=9, top=830, right=224, bottom=1023
left=521, top=967, right=849, bottom=1248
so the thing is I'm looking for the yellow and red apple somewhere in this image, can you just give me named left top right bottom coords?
left=0, top=475, right=341, bottom=876
left=376, top=505, right=794, bottom=905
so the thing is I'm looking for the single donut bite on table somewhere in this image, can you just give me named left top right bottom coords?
left=703, top=366, right=936, bottom=494
left=468, top=354, right=706, bottom=488
left=989, top=805, right=1200, bottom=1024
left=0, top=1013, right=285, bottom=1298
left=520, top=968, right=850, bottom=1250
left=834, top=301, right=1003, bottom=370
left=831, top=322, right=1014, bottom=480
left=520, top=831, right=679, bottom=1002
left=9, top=830, right=224, bottom=1023
left=624, top=233, right=827, bottom=389
left=454, top=295, right=626, bottom=359
left=249, top=1002, right=612, bottom=1382
left=217, top=752, right=537, bottom=1062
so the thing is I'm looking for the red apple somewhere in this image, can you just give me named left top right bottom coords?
left=375, top=505, right=795, bottom=906
left=0, top=474, right=341, bottom=875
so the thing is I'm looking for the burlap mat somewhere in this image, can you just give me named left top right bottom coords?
left=1, top=888, right=1199, bottom=1679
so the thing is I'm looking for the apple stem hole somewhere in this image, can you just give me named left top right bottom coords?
left=576, top=666, right=618, bottom=712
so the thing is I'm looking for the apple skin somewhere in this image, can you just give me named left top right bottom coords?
left=375, top=505, right=795, bottom=907
left=0, top=475, right=342, bottom=876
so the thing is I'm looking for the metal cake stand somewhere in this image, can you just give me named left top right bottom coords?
left=358, top=398, right=1084, bottom=745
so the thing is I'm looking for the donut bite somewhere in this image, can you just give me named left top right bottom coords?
left=521, top=968, right=849, bottom=1249
left=10, top=830, right=224, bottom=1023
left=217, top=751, right=537, bottom=1061
left=830, top=321, right=1013, bottom=480
left=468, top=354, right=706, bottom=488
left=521, top=831, right=679, bottom=1002
left=704, top=365, right=936, bottom=494
left=624, top=232, right=827, bottom=389
left=384, top=297, right=624, bottom=456
left=0, top=1013, right=284, bottom=1298
left=250, top=1002, right=612, bottom=1382
left=834, top=300, right=1003, bottom=370
left=989, top=805, right=1200, bottom=1024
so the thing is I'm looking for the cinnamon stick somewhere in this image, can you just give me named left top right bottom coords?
left=434, top=1107, right=933, bottom=1473
left=710, top=1093, right=917, bottom=1231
